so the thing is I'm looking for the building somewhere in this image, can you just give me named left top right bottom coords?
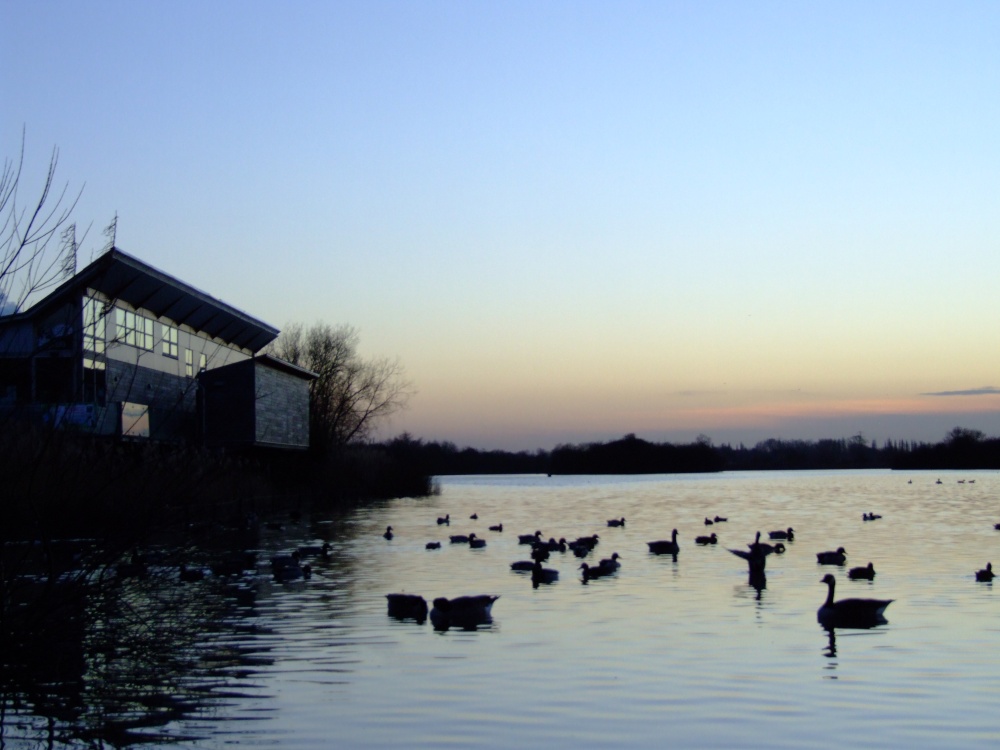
left=0, top=247, right=314, bottom=449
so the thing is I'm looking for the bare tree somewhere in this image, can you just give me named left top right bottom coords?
left=1, top=129, right=86, bottom=314
left=268, top=322, right=413, bottom=450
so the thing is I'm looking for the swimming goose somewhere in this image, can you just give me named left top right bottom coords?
left=817, top=547, right=847, bottom=565
left=704, top=517, right=714, bottom=526
left=863, top=512, right=883, bottom=521
left=386, top=593, right=428, bottom=622
left=488, top=523, right=503, bottom=532
left=975, top=562, right=995, bottom=582
left=540, top=537, right=568, bottom=552
left=769, top=528, right=794, bottom=541
left=531, top=560, right=559, bottom=585
left=519, top=530, right=543, bottom=545
left=580, top=562, right=611, bottom=581
left=437, top=514, right=450, bottom=525
left=510, top=560, right=536, bottom=572
left=383, top=526, right=394, bottom=540
left=607, top=518, right=626, bottom=527
left=430, top=595, right=498, bottom=630
left=569, top=534, right=600, bottom=552
left=713, top=515, right=728, bottom=523
left=470, top=513, right=478, bottom=520
left=425, top=541, right=441, bottom=550
left=994, top=523, right=1000, bottom=531
left=468, top=533, right=487, bottom=549
left=695, top=532, right=718, bottom=545
left=647, top=529, right=680, bottom=555
left=449, top=533, right=472, bottom=544
left=848, top=562, right=876, bottom=580
left=817, top=574, right=892, bottom=628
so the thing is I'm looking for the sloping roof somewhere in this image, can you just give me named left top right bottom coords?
left=19, top=247, right=279, bottom=352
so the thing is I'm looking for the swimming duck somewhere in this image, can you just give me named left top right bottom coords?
left=386, top=593, right=428, bottom=622
left=470, top=513, right=478, bottom=520
left=975, top=562, right=995, bottom=582
left=531, top=560, right=559, bottom=585
left=425, top=541, right=441, bottom=550
left=468, top=533, right=486, bottom=549
left=713, top=515, right=728, bottom=523
left=817, top=547, right=847, bottom=565
left=540, top=537, right=568, bottom=552
left=598, top=552, right=622, bottom=571
left=862, top=512, right=883, bottom=521
left=769, top=528, right=794, bottom=541
left=580, top=562, right=611, bottom=581
left=510, top=560, right=536, bottom=572
left=437, top=514, right=450, bottom=525
left=695, top=532, right=718, bottom=545
left=817, top=574, right=892, bottom=628
left=519, top=530, right=543, bottom=545
left=449, top=533, right=472, bottom=544
left=383, top=526, right=394, bottom=540
left=488, top=523, right=503, bottom=532
left=704, top=517, right=714, bottom=526
left=647, top=529, right=680, bottom=555
left=848, top=562, right=876, bottom=580
left=607, top=518, right=626, bottom=527
left=530, top=544, right=551, bottom=562
left=430, top=595, right=498, bottom=630
left=298, top=542, right=332, bottom=559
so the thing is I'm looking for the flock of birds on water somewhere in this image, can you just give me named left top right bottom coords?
left=378, top=480, right=997, bottom=631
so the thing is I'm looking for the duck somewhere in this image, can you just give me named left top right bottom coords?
left=518, top=530, right=543, bottom=545
left=695, top=532, right=718, bottom=545
left=469, top=513, right=478, bottom=520
left=713, top=515, right=728, bottom=523
left=449, top=533, right=472, bottom=544
left=382, top=526, right=394, bottom=540
left=437, top=514, right=450, bottom=525
left=647, top=529, right=680, bottom=555
left=569, top=534, right=600, bottom=552
left=704, top=517, right=714, bottom=526
left=994, top=523, right=1000, bottom=531
left=468, top=533, right=487, bottom=549
left=580, top=562, right=611, bottom=581
left=769, top=527, right=794, bottom=541
left=598, top=552, right=622, bottom=571
left=817, top=574, right=892, bottom=628
left=425, top=541, right=441, bottom=550
left=430, top=595, right=498, bottom=630
left=510, top=560, right=536, bottom=572
left=179, top=564, right=205, bottom=583
left=607, top=517, right=626, bottom=527
left=748, top=531, right=784, bottom=556
left=488, top=523, right=503, bottom=532
left=541, top=537, right=568, bottom=552
left=531, top=560, right=559, bottom=585
left=817, top=547, right=847, bottom=565
left=386, top=593, right=428, bottom=622
left=862, top=512, right=883, bottom=521
left=298, top=542, right=332, bottom=559
left=530, top=544, right=551, bottom=562
left=975, top=562, right=995, bottom=582
left=848, top=562, right=876, bottom=580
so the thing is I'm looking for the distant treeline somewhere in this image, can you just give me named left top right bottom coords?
left=380, top=427, right=1000, bottom=476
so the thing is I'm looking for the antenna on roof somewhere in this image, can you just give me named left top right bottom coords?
left=103, top=212, right=118, bottom=253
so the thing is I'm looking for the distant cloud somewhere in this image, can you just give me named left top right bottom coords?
left=922, top=386, right=1000, bottom=397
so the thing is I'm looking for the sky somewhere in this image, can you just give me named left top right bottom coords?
left=4, top=1, right=999, bottom=451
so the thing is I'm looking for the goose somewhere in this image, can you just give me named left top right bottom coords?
left=975, top=562, right=995, bottom=582
left=607, top=517, right=626, bottom=527
left=430, top=595, right=498, bottom=630
left=599, top=552, right=622, bottom=571
left=488, top=523, right=503, bottom=532
left=386, top=593, right=428, bottom=622
left=817, top=547, right=847, bottom=565
left=580, top=562, right=611, bottom=581
left=425, top=541, right=441, bottom=550
left=848, top=562, right=876, bottom=580
left=994, top=523, right=1000, bottom=531
left=713, top=515, right=728, bottom=523
left=383, top=526, right=394, bottom=540
left=541, top=537, right=568, bottom=552
left=569, top=534, right=600, bottom=551
left=531, top=560, right=559, bottom=585
left=863, top=512, right=883, bottom=521
left=437, top=514, right=450, bottom=525
left=704, top=517, right=714, bottom=526
left=470, top=513, right=478, bottom=520
left=449, top=533, right=472, bottom=544
left=769, top=527, right=794, bottom=541
left=817, top=574, right=892, bottom=628
left=647, top=529, right=680, bottom=555
left=695, top=532, right=718, bottom=545
left=519, top=530, right=543, bottom=545
left=468, top=533, right=486, bottom=549
left=510, top=560, right=536, bottom=572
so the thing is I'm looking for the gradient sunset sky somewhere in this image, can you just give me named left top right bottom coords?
left=5, top=2, right=999, bottom=450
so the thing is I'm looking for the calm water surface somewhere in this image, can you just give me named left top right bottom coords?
left=6, top=470, right=1000, bottom=748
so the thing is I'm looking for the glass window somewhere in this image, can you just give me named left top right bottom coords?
left=82, top=295, right=106, bottom=355
left=199, top=353, right=207, bottom=372
left=185, top=349, right=194, bottom=377
left=116, top=309, right=153, bottom=350
left=162, top=324, right=178, bottom=358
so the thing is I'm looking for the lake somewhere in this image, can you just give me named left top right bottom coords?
left=4, top=470, right=1000, bottom=748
